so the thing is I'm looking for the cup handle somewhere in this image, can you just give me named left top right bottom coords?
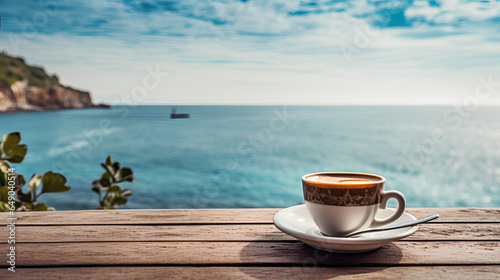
left=370, top=190, right=406, bottom=228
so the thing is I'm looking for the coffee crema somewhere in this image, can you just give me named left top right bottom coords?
left=303, top=173, right=383, bottom=188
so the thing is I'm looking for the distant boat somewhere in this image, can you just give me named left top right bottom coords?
left=170, top=107, right=190, bottom=119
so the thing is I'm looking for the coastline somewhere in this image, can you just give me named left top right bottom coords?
left=0, top=103, right=110, bottom=114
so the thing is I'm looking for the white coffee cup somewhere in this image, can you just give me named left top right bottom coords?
left=302, top=172, right=406, bottom=237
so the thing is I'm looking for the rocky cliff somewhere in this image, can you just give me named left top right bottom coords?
left=0, top=53, right=105, bottom=113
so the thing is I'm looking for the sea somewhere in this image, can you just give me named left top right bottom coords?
left=1, top=105, right=499, bottom=210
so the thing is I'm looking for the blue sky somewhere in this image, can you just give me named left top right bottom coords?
left=1, top=0, right=500, bottom=104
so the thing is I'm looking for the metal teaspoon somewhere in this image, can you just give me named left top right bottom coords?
left=344, top=214, right=440, bottom=238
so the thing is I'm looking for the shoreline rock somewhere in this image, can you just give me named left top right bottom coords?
left=0, top=53, right=108, bottom=113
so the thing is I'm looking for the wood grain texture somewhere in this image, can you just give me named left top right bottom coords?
left=5, top=241, right=500, bottom=267
left=1, top=223, right=499, bottom=243
left=1, top=266, right=499, bottom=280
left=0, top=208, right=499, bottom=279
left=1, top=208, right=498, bottom=225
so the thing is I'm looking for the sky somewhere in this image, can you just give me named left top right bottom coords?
left=1, top=0, right=500, bottom=105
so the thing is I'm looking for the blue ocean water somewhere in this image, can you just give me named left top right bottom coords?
left=1, top=106, right=499, bottom=210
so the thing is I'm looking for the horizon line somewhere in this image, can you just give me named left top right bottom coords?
left=106, top=103, right=500, bottom=107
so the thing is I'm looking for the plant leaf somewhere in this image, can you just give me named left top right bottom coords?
left=16, top=187, right=32, bottom=203
left=101, top=163, right=115, bottom=177
left=0, top=202, right=12, bottom=212
left=0, top=186, right=10, bottom=203
left=115, top=197, right=128, bottom=205
left=1, top=132, right=21, bottom=153
left=91, top=184, right=100, bottom=194
left=92, top=179, right=109, bottom=191
left=14, top=174, right=26, bottom=191
left=119, top=167, right=135, bottom=183
left=0, top=162, right=9, bottom=186
left=41, top=172, right=71, bottom=194
left=111, top=162, right=121, bottom=180
left=33, top=203, right=49, bottom=211
left=0, top=163, right=25, bottom=191
left=101, top=172, right=111, bottom=183
left=4, top=144, right=27, bottom=163
left=121, top=189, right=132, bottom=197
left=110, top=185, right=121, bottom=193
left=100, top=177, right=111, bottom=187
left=106, top=155, right=113, bottom=166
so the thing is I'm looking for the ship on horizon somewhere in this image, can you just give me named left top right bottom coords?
left=170, top=107, right=190, bottom=119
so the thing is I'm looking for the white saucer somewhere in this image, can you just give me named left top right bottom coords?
left=273, top=204, right=418, bottom=253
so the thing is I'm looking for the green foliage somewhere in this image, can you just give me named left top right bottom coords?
left=92, top=156, right=135, bottom=209
left=51, top=74, right=59, bottom=84
left=0, top=132, right=27, bottom=163
left=0, top=132, right=71, bottom=211
left=0, top=53, right=60, bottom=87
left=27, top=65, right=49, bottom=87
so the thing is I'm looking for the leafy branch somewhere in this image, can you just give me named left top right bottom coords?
left=0, top=132, right=70, bottom=211
left=92, top=156, right=135, bottom=209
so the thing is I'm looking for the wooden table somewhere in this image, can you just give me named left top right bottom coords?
left=1, top=208, right=499, bottom=279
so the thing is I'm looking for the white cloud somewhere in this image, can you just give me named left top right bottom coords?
left=406, top=0, right=500, bottom=25
left=405, top=1, right=442, bottom=21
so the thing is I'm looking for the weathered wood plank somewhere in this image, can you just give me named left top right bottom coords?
left=0, top=209, right=278, bottom=225
left=1, top=266, right=499, bottom=280
left=1, top=208, right=498, bottom=225
left=5, top=241, right=500, bottom=267
left=2, top=223, right=499, bottom=243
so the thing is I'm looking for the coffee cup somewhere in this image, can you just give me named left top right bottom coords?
left=302, top=172, right=406, bottom=237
